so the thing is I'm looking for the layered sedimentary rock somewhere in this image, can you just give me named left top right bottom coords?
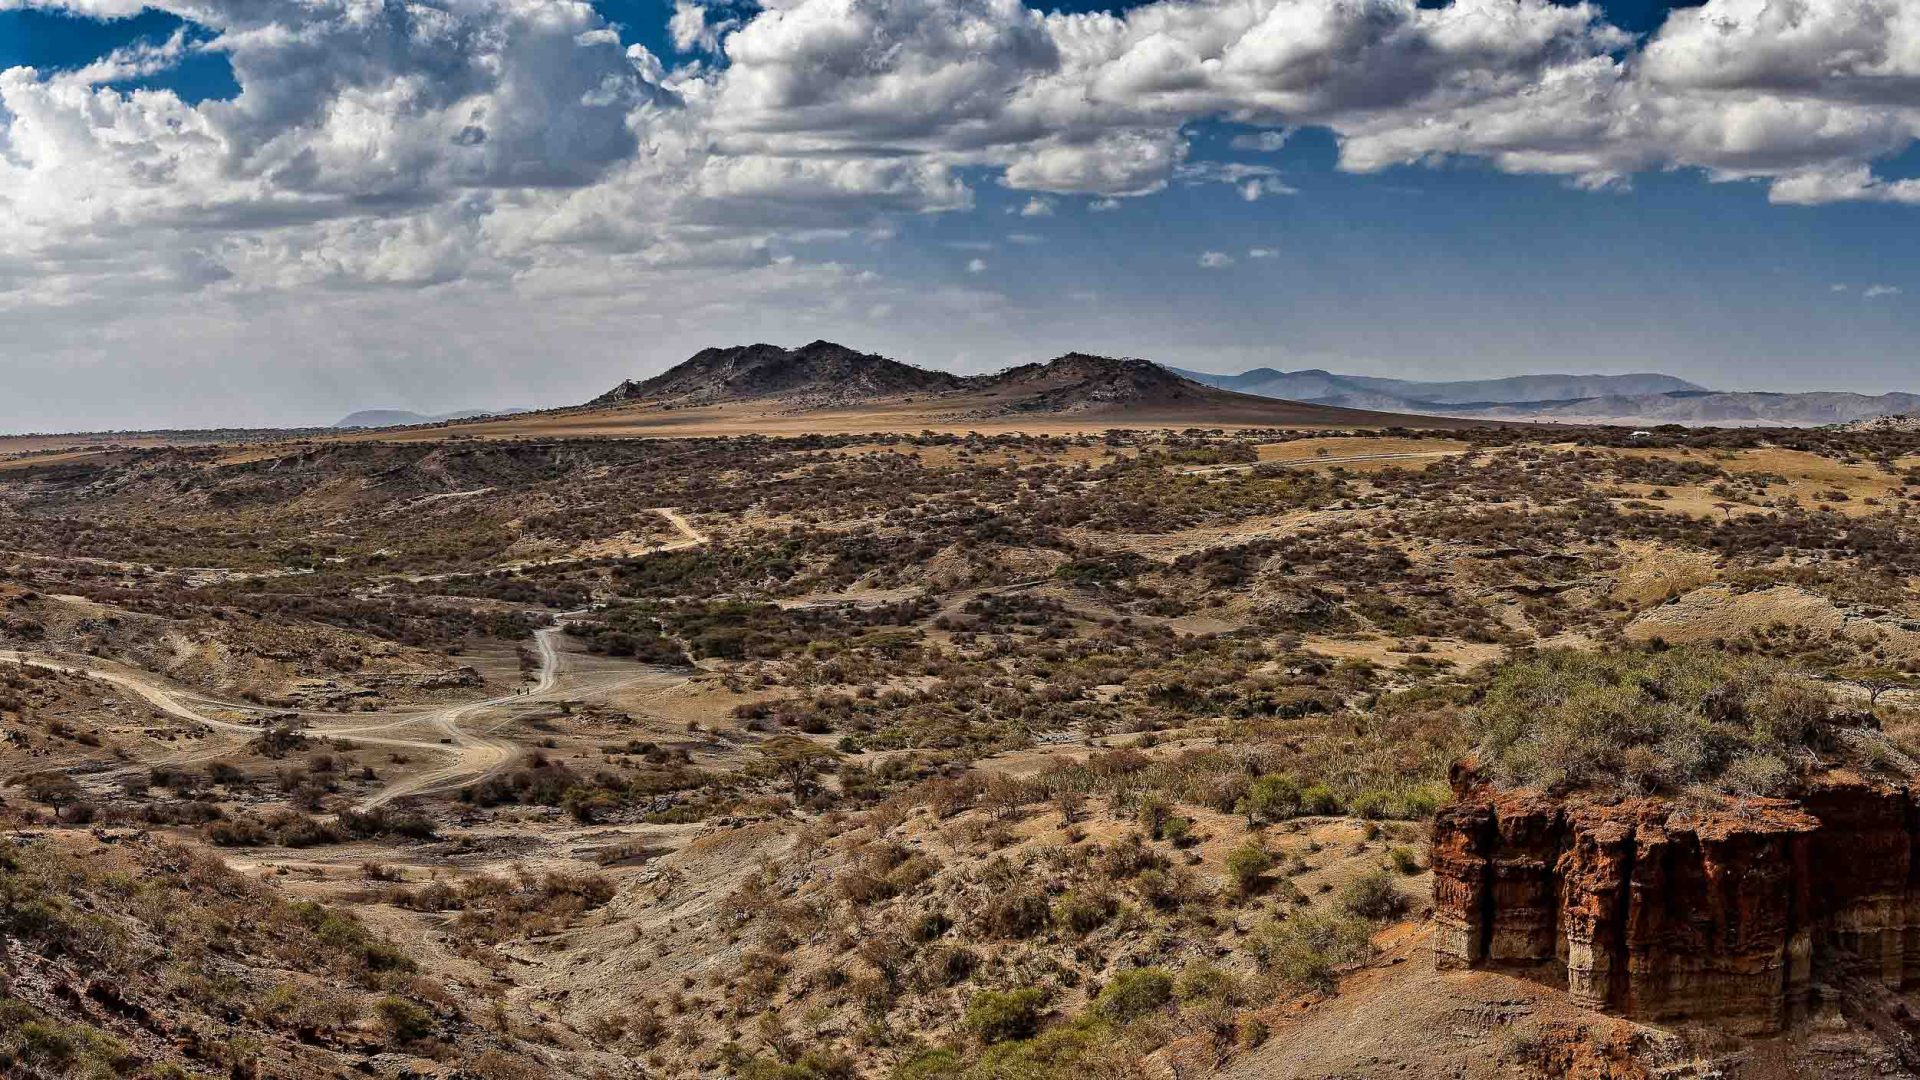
left=1434, top=775, right=1920, bottom=1034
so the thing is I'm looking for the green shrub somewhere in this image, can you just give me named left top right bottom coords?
left=1338, top=870, right=1408, bottom=921
left=1173, top=963, right=1239, bottom=1004
left=969, top=1016, right=1139, bottom=1078
left=740, top=1051, right=856, bottom=1080
left=1092, top=967, right=1173, bottom=1023
left=963, top=988, right=1049, bottom=1044
left=893, top=1049, right=964, bottom=1079
left=1161, top=816, right=1192, bottom=847
left=982, top=889, right=1051, bottom=939
left=1052, top=888, right=1119, bottom=935
left=1470, top=647, right=1834, bottom=796
left=0, top=998, right=135, bottom=1077
left=1224, top=842, right=1273, bottom=897
left=1240, top=774, right=1302, bottom=823
left=1251, top=911, right=1372, bottom=990
left=374, top=996, right=434, bottom=1043
left=1299, top=784, right=1340, bottom=816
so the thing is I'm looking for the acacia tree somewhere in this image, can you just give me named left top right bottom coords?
left=1841, top=666, right=1915, bottom=709
left=757, top=736, right=840, bottom=798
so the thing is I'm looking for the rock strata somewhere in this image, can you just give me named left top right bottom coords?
left=1433, top=773, right=1920, bottom=1033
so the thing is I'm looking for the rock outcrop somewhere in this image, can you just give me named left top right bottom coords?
left=1433, top=773, right=1920, bottom=1034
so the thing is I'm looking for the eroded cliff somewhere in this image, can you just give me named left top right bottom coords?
left=1433, top=773, right=1920, bottom=1034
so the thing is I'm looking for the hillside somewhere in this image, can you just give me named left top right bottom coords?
left=11, top=424, right=1920, bottom=1077
left=591, top=340, right=965, bottom=408
left=581, top=343, right=1484, bottom=431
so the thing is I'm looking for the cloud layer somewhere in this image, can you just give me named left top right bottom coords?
left=2, top=0, right=1920, bottom=426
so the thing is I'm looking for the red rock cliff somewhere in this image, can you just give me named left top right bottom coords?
left=1433, top=777, right=1920, bottom=1034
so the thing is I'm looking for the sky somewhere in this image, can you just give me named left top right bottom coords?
left=2, top=0, right=1919, bottom=432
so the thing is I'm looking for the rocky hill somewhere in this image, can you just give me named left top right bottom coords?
left=588, top=342, right=1479, bottom=427
left=972, top=353, right=1233, bottom=414
left=591, top=340, right=964, bottom=407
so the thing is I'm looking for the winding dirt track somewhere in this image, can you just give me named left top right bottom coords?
left=0, top=507, right=712, bottom=808
left=405, top=506, right=707, bottom=582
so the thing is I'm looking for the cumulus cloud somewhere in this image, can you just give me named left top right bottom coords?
left=1866, top=284, right=1903, bottom=299
left=10, top=0, right=1920, bottom=308
left=1199, top=251, right=1235, bottom=268
left=669, top=1, right=738, bottom=53
left=6, top=0, right=1920, bottom=424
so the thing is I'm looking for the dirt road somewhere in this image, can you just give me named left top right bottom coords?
left=4, top=614, right=595, bottom=810
left=0, top=510, right=717, bottom=808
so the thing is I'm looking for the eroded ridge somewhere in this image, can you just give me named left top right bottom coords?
left=1434, top=767, right=1920, bottom=1035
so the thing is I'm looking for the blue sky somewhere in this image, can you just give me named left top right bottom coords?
left=1, top=0, right=1917, bottom=429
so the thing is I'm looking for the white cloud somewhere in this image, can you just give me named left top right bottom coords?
left=1865, top=284, right=1903, bottom=299
left=1018, top=196, right=1055, bottom=217
left=1230, top=130, right=1292, bottom=152
left=7, top=0, right=1920, bottom=426
left=10, top=0, right=1920, bottom=311
left=1248, top=248, right=1278, bottom=258
left=967, top=257, right=988, bottom=273
left=1176, top=161, right=1297, bottom=200
left=669, top=2, right=735, bottom=53
left=1199, top=251, right=1235, bottom=268
left=1089, top=197, right=1122, bottom=211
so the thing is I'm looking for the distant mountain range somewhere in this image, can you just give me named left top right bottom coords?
left=589, top=341, right=1483, bottom=428
left=334, top=408, right=527, bottom=429
left=584, top=344, right=1920, bottom=430
left=1170, top=368, right=1704, bottom=410
left=1172, top=366, right=1920, bottom=427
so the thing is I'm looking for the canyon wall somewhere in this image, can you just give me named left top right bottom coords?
left=1432, top=776, right=1920, bottom=1034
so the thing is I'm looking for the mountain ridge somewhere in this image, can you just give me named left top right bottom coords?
left=587, top=342, right=1488, bottom=428
left=1173, top=365, right=1920, bottom=427
left=1171, top=367, right=1707, bottom=407
left=334, top=407, right=527, bottom=429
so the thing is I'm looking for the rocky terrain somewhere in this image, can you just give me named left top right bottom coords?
left=584, top=341, right=1466, bottom=427
left=5, top=411, right=1920, bottom=1077
left=591, top=340, right=967, bottom=409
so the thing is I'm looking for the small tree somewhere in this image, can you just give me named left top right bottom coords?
left=1137, top=794, right=1171, bottom=839
left=16, top=772, right=80, bottom=811
left=1225, top=842, right=1274, bottom=898
left=1842, top=666, right=1914, bottom=709
left=757, top=736, right=841, bottom=798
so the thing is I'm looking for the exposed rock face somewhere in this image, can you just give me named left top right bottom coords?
left=593, top=340, right=963, bottom=406
left=1433, top=776, right=1920, bottom=1034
